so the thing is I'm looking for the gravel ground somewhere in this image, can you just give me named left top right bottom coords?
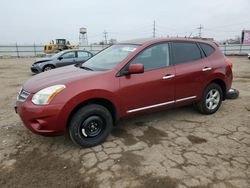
left=0, top=57, right=249, bottom=188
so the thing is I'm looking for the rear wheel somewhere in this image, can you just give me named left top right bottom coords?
left=69, top=104, right=113, bottom=147
left=196, top=83, right=223, bottom=114
left=43, top=65, right=55, bottom=72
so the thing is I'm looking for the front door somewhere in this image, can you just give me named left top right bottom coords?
left=118, top=43, right=175, bottom=115
left=57, top=51, right=77, bottom=67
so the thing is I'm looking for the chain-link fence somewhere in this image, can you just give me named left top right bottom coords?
left=219, top=44, right=250, bottom=55
left=0, top=43, right=250, bottom=58
left=0, top=44, right=109, bottom=58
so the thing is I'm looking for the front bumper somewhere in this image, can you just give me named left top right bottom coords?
left=15, top=98, right=65, bottom=136
left=30, top=64, right=42, bottom=73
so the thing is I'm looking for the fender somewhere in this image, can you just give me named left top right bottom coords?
left=57, top=89, right=121, bottom=130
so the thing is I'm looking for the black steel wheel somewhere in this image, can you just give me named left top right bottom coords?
left=69, top=104, right=113, bottom=147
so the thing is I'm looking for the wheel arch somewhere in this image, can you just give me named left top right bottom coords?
left=43, top=64, right=56, bottom=71
left=208, top=78, right=226, bottom=100
left=66, top=97, right=120, bottom=131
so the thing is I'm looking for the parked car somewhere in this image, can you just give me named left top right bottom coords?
left=15, top=38, right=233, bottom=147
left=248, top=53, right=250, bottom=59
left=30, top=49, right=93, bottom=73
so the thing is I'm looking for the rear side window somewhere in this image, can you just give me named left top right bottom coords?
left=78, top=51, right=90, bottom=58
left=199, top=43, right=215, bottom=57
left=172, top=42, right=202, bottom=65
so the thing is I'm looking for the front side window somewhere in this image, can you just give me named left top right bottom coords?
left=61, top=51, right=76, bottom=59
left=130, top=43, right=170, bottom=71
left=172, top=42, right=202, bottom=65
left=82, top=44, right=139, bottom=71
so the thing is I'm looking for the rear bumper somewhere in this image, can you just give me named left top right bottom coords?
left=15, top=99, right=65, bottom=136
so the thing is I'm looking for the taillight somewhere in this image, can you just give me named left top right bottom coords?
left=225, top=58, right=233, bottom=69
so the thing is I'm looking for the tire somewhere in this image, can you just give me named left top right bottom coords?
left=43, top=65, right=55, bottom=72
left=226, top=88, right=239, bottom=99
left=196, top=83, right=223, bottom=114
left=69, top=104, right=113, bottom=147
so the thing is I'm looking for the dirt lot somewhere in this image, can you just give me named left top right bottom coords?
left=0, top=57, right=249, bottom=188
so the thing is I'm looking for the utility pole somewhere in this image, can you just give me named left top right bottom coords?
left=103, top=30, right=108, bottom=44
left=197, top=24, right=203, bottom=38
left=153, top=20, right=156, bottom=38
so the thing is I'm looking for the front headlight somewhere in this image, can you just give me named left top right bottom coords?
left=32, top=85, right=66, bottom=105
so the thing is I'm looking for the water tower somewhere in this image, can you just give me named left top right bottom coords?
left=79, top=27, right=88, bottom=45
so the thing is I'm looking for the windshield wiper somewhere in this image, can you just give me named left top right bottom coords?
left=80, top=66, right=94, bottom=71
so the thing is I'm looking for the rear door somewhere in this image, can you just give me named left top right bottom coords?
left=118, top=43, right=176, bottom=115
left=171, top=41, right=212, bottom=105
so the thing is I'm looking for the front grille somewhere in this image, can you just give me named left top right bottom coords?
left=17, top=88, right=30, bottom=102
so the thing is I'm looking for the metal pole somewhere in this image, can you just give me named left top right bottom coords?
left=103, top=30, right=108, bottom=45
left=16, top=43, right=19, bottom=58
left=153, top=20, right=156, bottom=38
left=34, top=42, right=37, bottom=57
left=239, top=43, right=242, bottom=55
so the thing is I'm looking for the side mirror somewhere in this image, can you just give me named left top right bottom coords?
left=128, top=64, right=144, bottom=74
left=58, top=56, right=63, bottom=60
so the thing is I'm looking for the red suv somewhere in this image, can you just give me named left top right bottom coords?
left=15, top=38, right=233, bottom=147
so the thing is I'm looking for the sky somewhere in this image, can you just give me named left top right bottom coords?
left=1, top=0, right=250, bottom=44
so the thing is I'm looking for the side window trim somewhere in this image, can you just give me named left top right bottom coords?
left=198, top=42, right=215, bottom=57
left=196, top=43, right=206, bottom=58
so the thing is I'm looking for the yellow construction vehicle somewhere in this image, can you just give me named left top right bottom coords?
left=44, top=39, right=79, bottom=54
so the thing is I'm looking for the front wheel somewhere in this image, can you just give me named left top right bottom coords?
left=43, top=65, right=55, bottom=72
left=196, top=83, right=223, bottom=114
left=69, top=104, right=113, bottom=147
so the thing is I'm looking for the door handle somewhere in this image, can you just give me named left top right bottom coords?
left=202, top=67, right=212, bottom=72
left=162, top=74, right=175, bottom=80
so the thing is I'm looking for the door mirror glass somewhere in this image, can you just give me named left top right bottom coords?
left=128, top=64, right=144, bottom=74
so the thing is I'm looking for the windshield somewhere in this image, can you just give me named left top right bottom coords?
left=81, top=44, right=139, bottom=71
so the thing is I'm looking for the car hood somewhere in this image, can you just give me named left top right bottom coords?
left=34, top=57, right=53, bottom=64
left=23, top=65, right=102, bottom=93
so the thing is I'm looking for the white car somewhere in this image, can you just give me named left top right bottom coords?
left=248, top=53, right=250, bottom=59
